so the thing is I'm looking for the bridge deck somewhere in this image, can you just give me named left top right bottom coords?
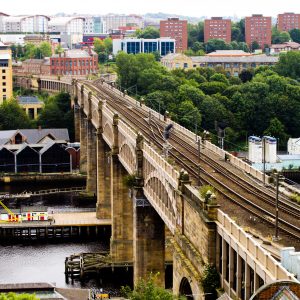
left=0, top=212, right=111, bottom=228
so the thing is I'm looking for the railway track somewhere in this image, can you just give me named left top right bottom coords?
left=84, top=80, right=300, bottom=240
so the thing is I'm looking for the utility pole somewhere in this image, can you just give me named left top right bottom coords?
left=275, top=172, right=279, bottom=240
left=197, top=136, right=201, bottom=186
left=263, top=137, right=266, bottom=185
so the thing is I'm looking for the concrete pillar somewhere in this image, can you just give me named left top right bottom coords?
left=79, top=108, right=87, bottom=173
left=133, top=203, right=165, bottom=288
left=86, top=121, right=97, bottom=195
left=254, top=272, right=260, bottom=293
left=236, top=255, right=243, bottom=298
left=96, top=129, right=111, bottom=219
left=245, top=264, right=251, bottom=300
left=221, top=237, right=228, bottom=288
left=110, top=155, right=133, bottom=262
left=74, top=103, right=80, bottom=142
left=229, top=247, right=234, bottom=291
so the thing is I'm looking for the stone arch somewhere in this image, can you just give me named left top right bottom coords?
left=103, top=122, right=113, bottom=146
left=144, top=173, right=176, bottom=217
left=179, top=277, right=194, bottom=300
left=119, top=142, right=136, bottom=174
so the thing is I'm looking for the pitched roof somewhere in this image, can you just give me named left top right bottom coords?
left=0, top=129, right=69, bottom=146
left=17, top=96, right=43, bottom=105
left=191, top=54, right=278, bottom=64
left=207, top=50, right=252, bottom=57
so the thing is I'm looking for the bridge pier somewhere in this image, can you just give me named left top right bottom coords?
left=79, top=108, right=87, bottom=173
left=110, top=155, right=133, bottom=262
left=133, top=200, right=165, bottom=287
left=96, top=130, right=111, bottom=219
left=86, top=121, right=97, bottom=195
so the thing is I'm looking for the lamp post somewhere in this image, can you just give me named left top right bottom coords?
left=273, top=172, right=284, bottom=241
left=262, top=136, right=266, bottom=186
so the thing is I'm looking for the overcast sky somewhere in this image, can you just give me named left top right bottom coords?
left=1, top=0, right=298, bottom=18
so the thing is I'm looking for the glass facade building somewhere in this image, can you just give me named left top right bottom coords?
left=113, top=38, right=175, bottom=56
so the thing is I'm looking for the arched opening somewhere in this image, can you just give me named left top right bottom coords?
left=179, top=277, right=193, bottom=300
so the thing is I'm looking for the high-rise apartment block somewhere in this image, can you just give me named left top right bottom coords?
left=160, top=18, right=188, bottom=52
left=204, top=17, right=231, bottom=43
left=245, top=14, right=272, bottom=49
left=0, top=42, right=12, bottom=104
left=102, top=14, right=144, bottom=33
left=277, top=13, right=300, bottom=32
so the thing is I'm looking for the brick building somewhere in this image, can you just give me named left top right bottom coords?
left=15, top=59, right=50, bottom=76
left=277, top=12, right=300, bottom=32
left=50, top=49, right=98, bottom=76
left=160, top=18, right=187, bottom=52
left=245, top=14, right=272, bottom=49
left=204, top=17, right=231, bottom=43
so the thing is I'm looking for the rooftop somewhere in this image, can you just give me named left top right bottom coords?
left=207, top=50, right=252, bottom=57
left=270, top=42, right=300, bottom=49
left=192, top=54, right=278, bottom=63
left=17, top=96, right=43, bottom=105
left=52, top=49, right=95, bottom=59
left=0, top=129, right=69, bottom=146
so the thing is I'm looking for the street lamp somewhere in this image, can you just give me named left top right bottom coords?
left=262, top=136, right=266, bottom=186
left=272, top=172, right=284, bottom=241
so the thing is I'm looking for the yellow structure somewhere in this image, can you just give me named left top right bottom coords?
left=17, top=96, right=44, bottom=119
left=161, top=53, right=193, bottom=70
left=0, top=41, right=12, bottom=104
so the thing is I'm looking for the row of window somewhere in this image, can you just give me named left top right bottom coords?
left=51, top=69, right=95, bottom=75
left=51, top=60, right=96, bottom=67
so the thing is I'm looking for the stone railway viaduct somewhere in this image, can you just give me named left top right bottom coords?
left=15, top=76, right=297, bottom=300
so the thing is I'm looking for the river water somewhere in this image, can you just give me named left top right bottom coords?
left=0, top=182, right=124, bottom=290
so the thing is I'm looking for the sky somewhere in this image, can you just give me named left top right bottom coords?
left=1, top=0, right=298, bottom=18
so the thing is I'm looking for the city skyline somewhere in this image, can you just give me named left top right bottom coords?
left=1, top=0, right=298, bottom=18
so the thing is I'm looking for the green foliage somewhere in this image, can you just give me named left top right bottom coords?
left=188, top=22, right=204, bottom=47
left=123, top=174, right=136, bottom=188
left=290, top=193, right=300, bottom=204
left=272, top=28, right=291, bottom=44
left=0, top=99, right=33, bottom=130
left=93, top=38, right=113, bottom=63
left=37, top=92, right=74, bottom=140
left=0, top=292, right=39, bottom=300
left=115, top=49, right=300, bottom=151
left=275, top=51, right=300, bottom=80
left=251, top=41, right=260, bottom=51
left=121, top=274, right=185, bottom=300
left=135, top=27, right=160, bottom=39
left=39, top=41, right=52, bottom=57
left=289, top=29, right=300, bottom=43
left=200, top=264, right=220, bottom=295
left=199, top=185, right=216, bottom=200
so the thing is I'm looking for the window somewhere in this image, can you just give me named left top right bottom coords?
left=3, top=95, right=6, bottom=100
left=2, top=70, right=5, bottom=73
left=3, top=82, right=6, bottom=86
left=3, top=88, right=6, bottom=92
left=183, top=63, right=188, bottom=68
left=2, top=76, right=5, bottom=80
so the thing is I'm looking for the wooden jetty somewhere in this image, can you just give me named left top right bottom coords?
left=0, top=186, right=86, bottom=200
left=65, top=252, right=132, bottom=281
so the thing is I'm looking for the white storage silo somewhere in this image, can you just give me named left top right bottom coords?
left=248, top=136, right=262, bottom=163
left=264, top=136, right=277, bottom=163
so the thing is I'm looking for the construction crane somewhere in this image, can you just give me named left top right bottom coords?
left=0, top=196, right=21, bottom=223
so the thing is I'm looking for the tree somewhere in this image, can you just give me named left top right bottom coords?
left=199, top=81, right=228, bottom=95
left=188, top=22, right=204, bottom=47
left=275, top=51, right=300, bottom=79
left=93, top=38, right=105, bottom=54
left=251, top=41, right=260, bottom=51
left=272, top=27, right=291, bottom=44
left=289, top=28, right=300, bottom=43
left=121, top=274, right=185, bottom=299
left=239, top=68, right=254, bottom=83
left=231, top=19, right=245, bottom=42
left=264, top=117, right=289, bottom=149
left=205, top=39, right=232, bottom=53
left=55, top=44, right=64, bottom=54
left=136, top=27, right=160, bottom=39
left=38, top=92, right=74, bottom=140
left=39, top=42, right=52, bottom=57
left=0, top=99, right=32, bottom=130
